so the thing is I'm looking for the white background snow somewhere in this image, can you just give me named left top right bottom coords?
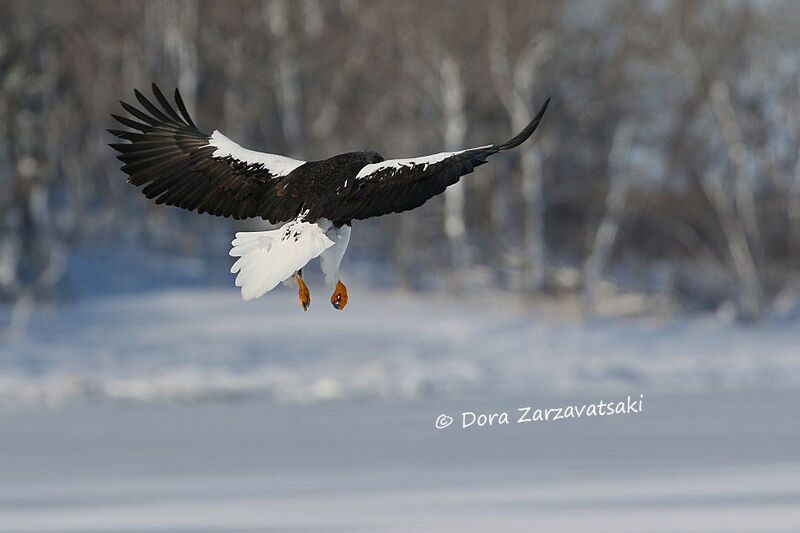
left=1, top=282, right=799, bottom=531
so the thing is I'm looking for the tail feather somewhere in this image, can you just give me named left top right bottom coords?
left=230, top=220, right=334, bottom=300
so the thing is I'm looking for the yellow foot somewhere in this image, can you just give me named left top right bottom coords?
left=330, top=280, right=348, bottom=310
left=297, top=277, right=310, bottom=311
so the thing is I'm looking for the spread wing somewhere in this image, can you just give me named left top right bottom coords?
left=109, top=84, right=305, bottom=222
left=330, top=98, right=550, bottom=221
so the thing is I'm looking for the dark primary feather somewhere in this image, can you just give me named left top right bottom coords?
left=328, top=97, right=550, bottom=221
left=109, top=83, right=303, bottom=222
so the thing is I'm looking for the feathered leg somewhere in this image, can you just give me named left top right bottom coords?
left=320, top=224, right=352, bottom=311
left=293, top=270, right=310, bottom=311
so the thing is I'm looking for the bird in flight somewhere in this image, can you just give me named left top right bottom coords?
left=109, top=84, right=549, bottom=311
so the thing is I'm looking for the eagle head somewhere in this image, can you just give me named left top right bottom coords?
left=362, top=151, right=384, bottom=165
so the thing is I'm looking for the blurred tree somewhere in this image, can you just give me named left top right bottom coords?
left=1, top=0, right=798, bottom=323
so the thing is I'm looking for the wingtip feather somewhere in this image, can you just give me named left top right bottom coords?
left=497, top=97, right=550, bottom=151
left=152, top=83, right=182, bottom=122
left=174, top=87, right=199, bottom=130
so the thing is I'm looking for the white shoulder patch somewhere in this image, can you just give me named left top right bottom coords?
left=356, top=145, right=492, bottom=180
left=208, top=130, right=305, bottom=177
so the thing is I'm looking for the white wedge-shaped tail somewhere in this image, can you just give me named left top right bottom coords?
left=230, top=218, right=334, bottom=300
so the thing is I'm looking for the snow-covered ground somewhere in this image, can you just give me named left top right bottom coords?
left=2, top=286, right=800, bottom=407
left=1, top=285, right=799, bottom=531
left=0, top=391, right=798, bottom=532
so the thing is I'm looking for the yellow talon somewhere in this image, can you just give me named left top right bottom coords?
left=297, top=276, right=310, bottom=311
left=331, top=281, right=348, bottom=310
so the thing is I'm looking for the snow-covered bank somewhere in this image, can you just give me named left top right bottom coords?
left=2, top=287, right=800, bottom=408
left=2, top=288, right=798, bottom=531
left=0, top=391, right=798, bottom=532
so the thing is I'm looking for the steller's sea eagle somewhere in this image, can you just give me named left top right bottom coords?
left=109, top=84, right=549, bottom=311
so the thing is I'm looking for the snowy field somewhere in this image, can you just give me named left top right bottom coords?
left=1, top=286, right=800, bottom=531
left=2, top=285, right=800, bottom=406
left=0, top=391, right=798, bottom=532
